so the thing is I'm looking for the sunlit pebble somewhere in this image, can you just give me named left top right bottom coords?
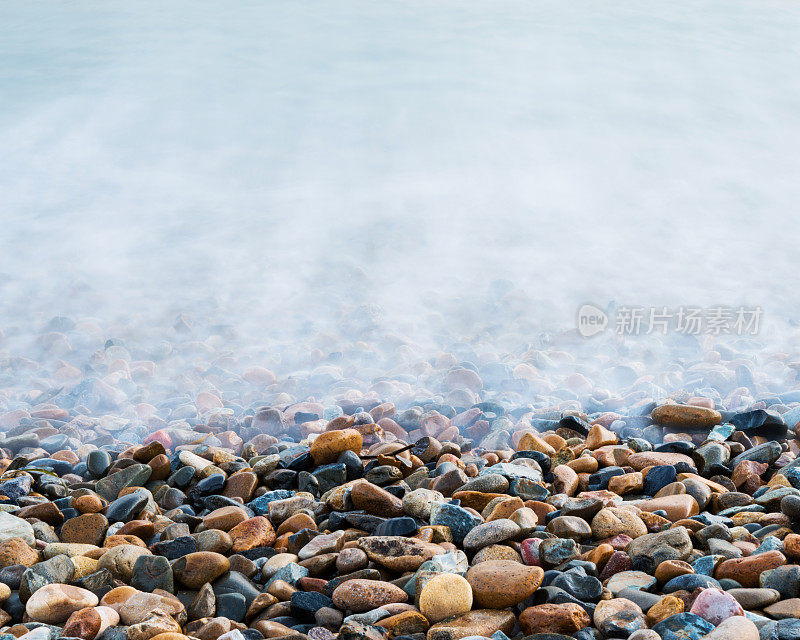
left=0, top=409, right=28, bottom=428
left=395, top=345, right=416, bottom=361
left=478, top=351, right=500, bottom=364
left=272, top=392, right=294, bottom=405
left=72, top=320, right=100, bottom=338
left=435, top=352, right=458, bottom=368
left=106, top=360, right=131, bottom=384
left=592, top=412, right=621, bottom=428
left=445, top=369, right=483, bottom=393
left=563, top=373, right=592, bottom=394
left=445, top=388, right=478, bottom=407
left=688, top=396, right=715, bottom=409
left=196, top=391, right=223, bottom=412
left=30, top=406, right=70, bottom=421
left=54, top=361, right=82, bottom=382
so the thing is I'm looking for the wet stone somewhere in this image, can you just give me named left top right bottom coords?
left=106, top=492, right=149, bottom=523
left=651, top=613, right=715, bottom=640
left=130, top=554, right=174, bottom=593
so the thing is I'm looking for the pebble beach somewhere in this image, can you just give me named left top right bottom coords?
left=3, top=300, right=800, bottom=640
left=4, top=2, right=800, bottom=640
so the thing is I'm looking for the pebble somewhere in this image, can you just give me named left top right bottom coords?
left=0, top=513, right=35, bottom=546
left=690, top=588, right=745, bottom=624
left=25, top=584, right=99, bottom=623
left=652, top=613, right=715, bottom=640
left=462, top=519, right=519, bottom=550
left=520, top=603, right=591, bottom=635
left=171, top=551, right=230, bottom=588
left=418, top=573, right=473, bottom=623
left=699, top=616, right=759, bottom=640
left=466, top=560, right=544, bottom=608
left=591, top=507, right=647, bottom=539
left=331, top=579, right=408, bottom=612
left=427, top=609, right=515, bottom=640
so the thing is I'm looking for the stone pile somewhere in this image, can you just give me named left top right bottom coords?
left=0, top=395, right=799, bottom=640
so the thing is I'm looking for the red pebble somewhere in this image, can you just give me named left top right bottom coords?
left=144, top=429, right=172, bottom=450
left=521, top=537, right=543, bottom=566
left=598, top=534, right=633, bottom=550
left=599, top=551, right=632, bottom=580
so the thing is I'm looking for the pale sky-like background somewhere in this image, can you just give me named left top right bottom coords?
left=2, top=1, right=799, bottom=348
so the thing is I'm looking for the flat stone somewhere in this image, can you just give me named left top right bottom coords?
left=637, top=495, right=699, bottom=521
left=463, top=519, right=519, bottom=550
left=331, top=579, right=408, bottom=612
left=359, top=536, right=445, bottom=572
left=606, top=571, right=658, bottom=595
left=764, top=599, right=800, bottom=619
left=427, top=609, right=516, bottom=640
left=25, top=584, right=98, bottom=624
left=592, top=507, right=647, bottom=539
left=727, top=588, right=781, bottom=610
left=172, top=551, right=230, bottom=589
left=651, top=405, right=722, bottom=429
left=651, top=613, right=715, bottom=640
left=466, top=560, right=544, bottom=608
left=698, top=616, right=759, bottom=640
left=520, top=603, right=592, bottom=635
left=95, top=465, right=152, bottom=501
left=715, top=551, right=786, bottom=588
left=0, top=512, right=35, bottom=545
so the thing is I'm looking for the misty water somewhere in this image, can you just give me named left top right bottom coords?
left=2, top=1, right=800, bottom=408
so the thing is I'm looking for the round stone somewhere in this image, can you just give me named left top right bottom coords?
left=655, top=560, right=695, bottom=583
left=520, top=603, right=592, bottom=635
left=462, top=519, right=519, bottom=550
left=591, top=507, right=648, bottom=539
left=25, top=584, right=99, bottom=623
left=418, top=573, right=473, bottom=623
left=310, top=430, right=363, bottom=465
left=96, top=544, right=151, bottom=582
left=466, top=560, right=544, bottom=608
left=689, top=588, right=745, bottom=625
left=131, top=554, right=174, bottom=593
left=331, top=579, right=408, bottom=612
left=546, top=516, right=592, bottom=541
left=172, top=552, right=230, bottom=589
